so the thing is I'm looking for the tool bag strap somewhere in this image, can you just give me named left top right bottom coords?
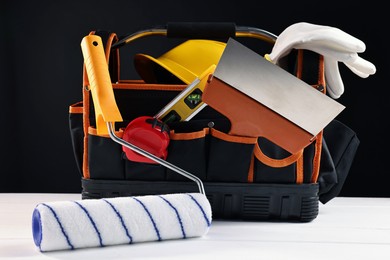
left=299, top=49, right=325, bottom=184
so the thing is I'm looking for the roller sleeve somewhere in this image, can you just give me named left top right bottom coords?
left=32, top=193, right=211, bottom=251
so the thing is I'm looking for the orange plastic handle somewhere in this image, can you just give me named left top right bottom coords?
left=81, top=35, right=123, bottom=135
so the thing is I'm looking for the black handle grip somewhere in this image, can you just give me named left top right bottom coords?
left=166, top=22, right=236, bottom=39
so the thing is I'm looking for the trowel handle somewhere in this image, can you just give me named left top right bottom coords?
left=81, top=35, right=123, bottom=135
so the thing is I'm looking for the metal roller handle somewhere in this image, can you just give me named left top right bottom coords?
left=107, top=122, right=206, bottom=195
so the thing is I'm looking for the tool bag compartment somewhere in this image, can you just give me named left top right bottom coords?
left=69, top=23, right=359, bottom=222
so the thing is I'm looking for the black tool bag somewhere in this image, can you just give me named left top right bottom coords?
left=69, top=23, right=359, bottom=222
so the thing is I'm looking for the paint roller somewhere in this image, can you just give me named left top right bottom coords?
left=31, top=35, right=212, bottom=252
left=32, top=193, right=211, bottom=251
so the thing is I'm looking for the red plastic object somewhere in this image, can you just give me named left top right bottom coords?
left=122, top=116, right=170, bottom=164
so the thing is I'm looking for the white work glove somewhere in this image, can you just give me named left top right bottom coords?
left=267, top=22, right=376, bottom=99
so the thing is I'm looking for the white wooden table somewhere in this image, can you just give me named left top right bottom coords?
left=1, top=193, right=389, bottom=260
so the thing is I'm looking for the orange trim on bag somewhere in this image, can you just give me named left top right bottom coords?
left=311, top=131, right=323, bottom=183
left=113, top=83, right=186, bottom=91
left=318, top=55, right=326, bottom=94
left=254, top=142, right=303, bottom=168
left=170, top=128, right=209, bottom=140
left=118, top=79, right=145, bottom=84
left=69, top=101, right=84, bottom=114
left=309, top=54, right=325, bottom=183
left=105, top=33, right=116, bottom=60
left=247, top=154, right=255, bottom=183
left=296, top=154, right=304, bottom=184
left=106, top=33, right=120, bottom=82
left=210, top=128, right=257, bottom=144
left=293, top=49, right=308, bottom=184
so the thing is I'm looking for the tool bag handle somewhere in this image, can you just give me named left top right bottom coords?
left=112, top=22, right=277, bottom=49
left=106, top=23, right=277, bottom=84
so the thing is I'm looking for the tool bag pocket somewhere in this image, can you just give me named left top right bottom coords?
left=166, top=127, right=209, bottom=181
left=318, top=119, right=360, bottom=203
left=253, top=138, right=318, bottom=184
left=88, top=128, right=125, bottom=180
left=207, top=129, right=257, bottom=182
left=124, top=159, right=166, bottom=180
left=69, top=101, right=84, bottom=176
left=253, top=138, right=299, bottom=183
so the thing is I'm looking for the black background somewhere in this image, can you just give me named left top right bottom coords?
left=1, top=1, right=388, bottom=197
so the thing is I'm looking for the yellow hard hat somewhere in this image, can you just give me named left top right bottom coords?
left=134, top=39, right=226, bottom=84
